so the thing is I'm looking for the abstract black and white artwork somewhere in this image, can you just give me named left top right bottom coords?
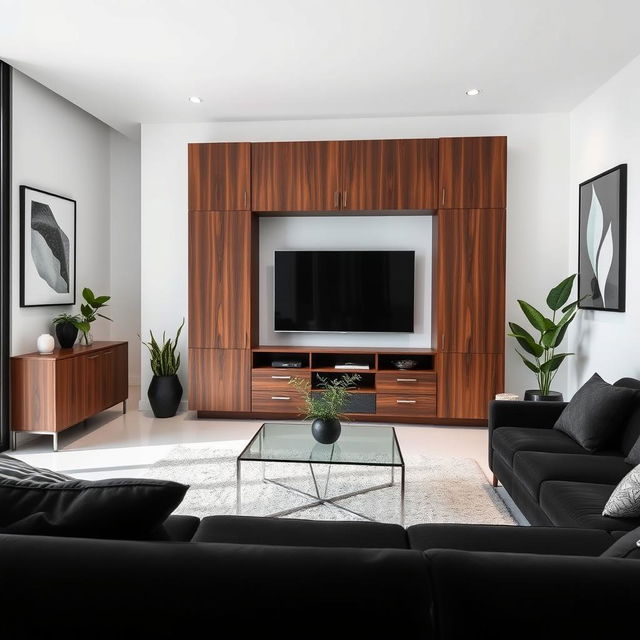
left=20, top=186, right=76, bottom=307
left=578, top=165, right=627, bottom=312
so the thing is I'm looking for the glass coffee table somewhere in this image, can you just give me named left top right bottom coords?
left=236, top=422, right=405, bottom=523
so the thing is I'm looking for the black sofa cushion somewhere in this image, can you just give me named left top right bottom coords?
left=407, top=523, right=612, bottom=556
left=614, top=378, right=640, bottom=455
left=554, top=373, right=638, bottom=452
left=492, top=427, right=587, bottom=467
left=0, top=454, right=188, bottom=538
left=626, top=435, right=640, bottom=465
left=157, top=515, right=201, bottom=541
left=601, top=526, right=640, bottom=559
left=539, top=480, right=640, bottom=532
left=513, top=451, right=632, bottom=500
left=193, top=515, right=410, bottom=549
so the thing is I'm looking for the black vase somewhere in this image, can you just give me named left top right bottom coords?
left=311, top=418, right=341, bottom=444
left=55, top=322, right=78, bottom=348
left=148, top=374, right=183, bottom=418
left=524, top=390, right=564, bottom=402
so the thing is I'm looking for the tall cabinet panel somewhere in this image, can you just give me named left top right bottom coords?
left=341, top=139, right=439, bottom=210
left=188, top=143, right=251, bottom=211
left=251, top=141, right=340, bottom=211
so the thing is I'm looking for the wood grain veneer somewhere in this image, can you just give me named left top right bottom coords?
left=251, top=370, right=311, bottom=391
left=376, top=371, right=436, bottom=394
left=376, top=393, right=437, bottom=417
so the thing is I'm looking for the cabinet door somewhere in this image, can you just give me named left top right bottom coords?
left=341, top=139, right=439, bottom=210
left=437, top=353, right=504, bottom=419
left=189, top=211, right=251, bottom=349
left=188, top=349, right=250, bottom=411
left=251, top=141, right=340, bottom=211
left=437, top=209, right=505, bottom=354
left=85, top=352, right=105, bottom=415
left=55, top=357, right=88, bottom=427
left=439, top=137, right=506, bottom=208
left=102, top=344, right=128, bottom=408
left=188, top=143, right=251, bottom=211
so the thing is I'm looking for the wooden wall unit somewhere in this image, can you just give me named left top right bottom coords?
left=188, top=136, right=507, bottom=423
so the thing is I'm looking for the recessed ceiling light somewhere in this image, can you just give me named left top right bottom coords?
left=188, top=96, right=203, bottom=104
left=466, top=88, right=480, bottom=96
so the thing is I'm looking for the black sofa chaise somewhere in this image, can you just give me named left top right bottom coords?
left=489, top=377, right=640, bottom=533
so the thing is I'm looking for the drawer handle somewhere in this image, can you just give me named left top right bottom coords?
left=396, top=378, right=418, bottom=382
left=271, top=396, right=291, bottom=401
left=88, top=355, right=101, bottom=360
left=271, top=375, right=291, bottom=380
left=396, top=399, right=417, bottom=404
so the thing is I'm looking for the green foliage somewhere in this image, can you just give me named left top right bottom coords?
left=289, top=374, right=361, bottom=421
left=77, top=287, right=112, bottom=341
left=51, top=313, right=82, bottom=327
left=141, top=320, right=184, bottom=376
left=508, top=274, right=585, bottom=395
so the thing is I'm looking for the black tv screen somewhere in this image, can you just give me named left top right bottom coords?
left=274, top=250, right=415, bottom=332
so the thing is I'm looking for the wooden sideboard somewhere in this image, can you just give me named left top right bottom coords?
left=10, top=341, right=128, bottom=451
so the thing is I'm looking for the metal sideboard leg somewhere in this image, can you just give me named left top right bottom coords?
left=52, top=432, right=58, bottom=452
left=10, top=430, right=16, bottom=451
left=123, top=399, right=127, bottom=414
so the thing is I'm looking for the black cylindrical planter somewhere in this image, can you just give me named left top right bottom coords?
left=148, top=374, right=183, bottom=418
left=311, top=418, right=341, bottom=444
left=524, top=390, right=564, bottom=402
left=55, top=322, right=78, bottom=348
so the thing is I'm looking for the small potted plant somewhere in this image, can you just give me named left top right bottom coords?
left=142, top=320, right=184, bottom=418
left=289, top=373, right=361, bottom=444
left=508, top=274, right=584, bottom=401
left=51, top=313, right=82, bottom=348
left=76, top=287, right=112, bottom=345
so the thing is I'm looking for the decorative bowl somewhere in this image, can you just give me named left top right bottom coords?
left=391, top=359, right=418, bottom=370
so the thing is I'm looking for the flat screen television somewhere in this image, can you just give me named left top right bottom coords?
left=274, top=250, right=415, bottom=332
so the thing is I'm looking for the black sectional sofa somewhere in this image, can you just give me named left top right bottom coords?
left=2, top=515, right=640, bottom=638
left=489, top=377, right=640, bottom=533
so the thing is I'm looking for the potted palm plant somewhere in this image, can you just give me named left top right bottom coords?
left=142, top=320, right=184, bottom=418
left=508, top=274, right=583, bottom=401
left=289, top=373, right=361, bottom=444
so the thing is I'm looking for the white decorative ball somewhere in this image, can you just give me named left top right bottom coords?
left=37, top=333, right=55, bottom=355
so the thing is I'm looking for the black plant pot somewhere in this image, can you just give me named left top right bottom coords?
left=311, top=417, right=341, bottom=444
left=148, top=374, right=183, bottom=418
left=55, top=322, right=78, bottom=348
left=524, top=390, right=564, bottom=402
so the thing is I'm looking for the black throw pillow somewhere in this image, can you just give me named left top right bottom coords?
left=554, top=373, right=638, bottom=452
left=626, top=436, right=640, bottom=466
left=0, top=454, right=188, bottom=538
left=600, top=527, right=640, bottom=560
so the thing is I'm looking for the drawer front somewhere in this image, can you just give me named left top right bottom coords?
left=376, top=371, right=436, bottom=394
left=252, top=390, right=303, bottom=413
left=377, top=393, right=436, bottom=417
left=251, top=370, right=310, bottom=392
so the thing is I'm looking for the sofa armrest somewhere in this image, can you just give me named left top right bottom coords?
left=425, top=549, right=640, bottom=638
left=489, top=399, right=568, bottom=430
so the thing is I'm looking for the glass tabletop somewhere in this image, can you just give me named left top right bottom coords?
left=238, top=423, right=404, bottom=467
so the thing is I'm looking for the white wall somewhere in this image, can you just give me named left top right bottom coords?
left=141, top=112, right=570, bottom=405
left=567, top=52, right=640, bottom=393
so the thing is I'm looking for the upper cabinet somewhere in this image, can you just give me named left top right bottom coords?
left=341, top=139, right=438, bottom=210
left=438, top=137, right=507, bottom=209
left=252, top=141, right=340, bottom=212
left=188, top=143, right=251, bottom=211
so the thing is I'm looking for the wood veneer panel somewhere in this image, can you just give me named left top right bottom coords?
left=188, top=143, right=250, bottom=211
left=376, top=393, right=436, bottom=417
left=56, top=356, right=88, bottom=428
left=376, top=372, right=436, bottom=394
left=10, top=358, right=56, bottom=430
left=189, top=211, right=251, bottom=349
left=439, top=137, right=507, bottom=208
left=251, top=370, right=310, bottom=391
left=251, top=141, right=340, bottom=211
left=437, top=209, right=505, bottom=354
left=188, top=349, right=250, bottom=411
left=341, top=139, right=438, bottom=210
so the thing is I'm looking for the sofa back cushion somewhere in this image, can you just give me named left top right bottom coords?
left=615, top=378, right=640, bottom=456
left=600, top=526, right=640, bottom=559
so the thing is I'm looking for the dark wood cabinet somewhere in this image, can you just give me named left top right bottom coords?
left=252, top=141, right=340, bottom=211
left=188, top=349, right=251, bottom=412
left=437, top=209, right=506, bottom=354
left=437, top=353, right=504, bottom=419
left=439, top=137, right=506, bottom=208
left=188, top=211, right=251, bottom=349
left=341, top=139, right=438, bottom=210
left=188, top=143, right=251, bottom=211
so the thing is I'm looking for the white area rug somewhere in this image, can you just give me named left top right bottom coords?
left=145, top=443, right=516, bottom=526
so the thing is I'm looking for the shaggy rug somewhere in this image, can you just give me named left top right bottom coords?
left=144, top=443, right=516, bottom=526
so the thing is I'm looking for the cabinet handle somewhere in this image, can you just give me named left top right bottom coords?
left=396, top=399, right=417, bottom=404
left=104, top=351, right=113, bottom=356
left=441, top=333, right=446, bottom=350
left=343, top=191, right=348, bottom=208
left=441, top=187, right=445, bottom=206
left=271, top=396, right=291, bottom=401
left=88, top=355, right=101, bottom=360
left=334, top=191, right=339, bottom=209
left=396, top=378, right=417, bottom=382
left=244, top=190, right=247, bottom=208
left=271, top=375, right=291, bottom=380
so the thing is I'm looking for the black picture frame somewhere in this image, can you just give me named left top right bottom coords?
left=578, top=164, right=627, bottom=312
left=20, top=185, right=76, bottom=307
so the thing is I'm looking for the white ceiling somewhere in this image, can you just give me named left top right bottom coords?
left=2, top=0, right=640, bottom=136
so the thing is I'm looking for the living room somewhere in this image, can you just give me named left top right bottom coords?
left=1, top=1, right=640, bottom=636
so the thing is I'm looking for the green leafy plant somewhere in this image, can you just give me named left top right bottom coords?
left=76, top=287, right=112, bottom=344
left=508, top=274, right=584, bottom=395
left=141, top=320, right=185, bottom=376
left=51, top=313, right=82, bottom=327
left=289, top=374, right=361, bottom=421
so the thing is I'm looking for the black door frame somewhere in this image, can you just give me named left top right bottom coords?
left=0, top=61, right=11, bottom=452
